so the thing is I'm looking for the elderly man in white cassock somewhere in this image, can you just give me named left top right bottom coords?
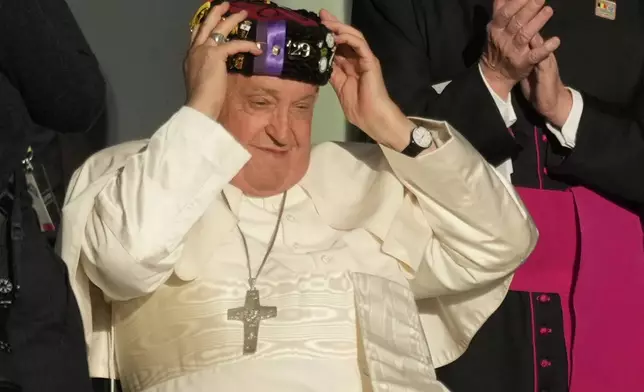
left=59, top=0, right=537, bottom=391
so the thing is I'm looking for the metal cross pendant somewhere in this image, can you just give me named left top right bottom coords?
left=227, top=288, right=277, bottom=355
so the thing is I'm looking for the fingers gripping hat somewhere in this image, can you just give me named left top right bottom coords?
left=190, top=0, right=337, bottom=86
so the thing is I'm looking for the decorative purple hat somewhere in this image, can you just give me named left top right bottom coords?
left=190, top=0, right=337, bottom=85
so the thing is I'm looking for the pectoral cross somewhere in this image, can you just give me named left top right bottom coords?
left=227, top=289, right=277, bottom=355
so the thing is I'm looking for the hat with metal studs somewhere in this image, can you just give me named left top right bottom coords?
left=190, top=0, right=337, bottom=86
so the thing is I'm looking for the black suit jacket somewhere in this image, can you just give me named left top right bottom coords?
left=353, top=0, right=644, bottom=207
left=0, top=4, right=106, bottom=390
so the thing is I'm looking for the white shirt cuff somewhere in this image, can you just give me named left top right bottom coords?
left=478, top=64, right=518, bottom=128
left=545, top=88, right=584, bottom=149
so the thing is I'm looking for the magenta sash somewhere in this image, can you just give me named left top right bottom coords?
left=569, top=187, right=644, bottom=392
left=510, top=186, right=644, bottom=391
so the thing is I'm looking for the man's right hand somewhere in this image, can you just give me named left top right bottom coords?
left=184, top=1, right=262, bottom=119
left=479, top=0, right=561, bottom=98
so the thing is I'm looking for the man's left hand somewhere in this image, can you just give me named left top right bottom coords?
left=520, top=34, right=572, bottom=128
left=320, top=10, right=414, bottom=151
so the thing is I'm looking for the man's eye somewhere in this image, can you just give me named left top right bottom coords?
left=251, top=100, right=269, bottom=107
left=295, top=103, right=311, bottom=110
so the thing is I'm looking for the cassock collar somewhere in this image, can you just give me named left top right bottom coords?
left=221, top=142, right=400, bottom=235
left=178, top=143, right=400, bottom=283
left=221, top=183, right=310, bottom=216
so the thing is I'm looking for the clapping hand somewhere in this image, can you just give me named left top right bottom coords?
left=480, top=0, right=561, bottom=98
left=520, top=34, right=572, bottom=128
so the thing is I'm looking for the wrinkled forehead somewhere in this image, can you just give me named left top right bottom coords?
left=229, top=74, right=319, bottom=100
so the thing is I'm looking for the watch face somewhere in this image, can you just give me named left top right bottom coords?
left=412, top=127, right=433, bottom=148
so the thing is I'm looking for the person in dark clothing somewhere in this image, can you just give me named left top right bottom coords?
left=0, top=0, right=106, bottom=391
left=353, top=0, right=644, bottom=391
left=0, top=0, right=107, bottom=209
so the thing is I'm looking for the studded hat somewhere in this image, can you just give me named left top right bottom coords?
left=190, top=0, right=337, bottom=85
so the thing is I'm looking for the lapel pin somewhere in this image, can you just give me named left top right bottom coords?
left=595, top=0, right=617, bottom=20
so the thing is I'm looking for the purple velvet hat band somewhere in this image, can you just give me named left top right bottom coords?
left=253, top=20, right=287, bottom=76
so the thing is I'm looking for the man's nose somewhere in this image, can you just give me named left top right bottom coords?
left=267, top=108, right=291, bottom=146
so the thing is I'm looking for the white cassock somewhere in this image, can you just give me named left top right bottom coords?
left=59, top=107, right=537, bottom=392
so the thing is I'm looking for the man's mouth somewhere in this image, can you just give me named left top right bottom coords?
left=252, top=146, right=290, bottom=154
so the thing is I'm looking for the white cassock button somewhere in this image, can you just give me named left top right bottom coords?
left=292, top=242, right=300, bottom=249
left=286, top=214, right=295, bottom=222
left=321, top=255, right=331, bottom=263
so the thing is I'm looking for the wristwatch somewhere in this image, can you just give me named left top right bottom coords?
left=401, top=126, right=434, bottom=157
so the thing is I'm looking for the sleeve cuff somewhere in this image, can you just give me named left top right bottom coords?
left=380, top=118, right=536, bottom=283
left=172, top=106, right=251, bottom=169
left=545, top=88, right=584, bottom=149
left=478, top=64, right=518, bottom=128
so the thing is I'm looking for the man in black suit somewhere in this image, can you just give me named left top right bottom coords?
left=353, top=0, right=644, bottom=391
left=0, top=0, right=106, bottom=391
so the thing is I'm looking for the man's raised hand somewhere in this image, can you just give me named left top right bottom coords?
left=185, top=2, right=262, bottom=119
left=480, top=0, right=560, bottom=98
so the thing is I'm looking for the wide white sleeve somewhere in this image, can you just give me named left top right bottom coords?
left=381, top=118, right=538, bottom=298
left=545, top=88, right=584, bottom=149
left=82, top=106, right=250, bottom=300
